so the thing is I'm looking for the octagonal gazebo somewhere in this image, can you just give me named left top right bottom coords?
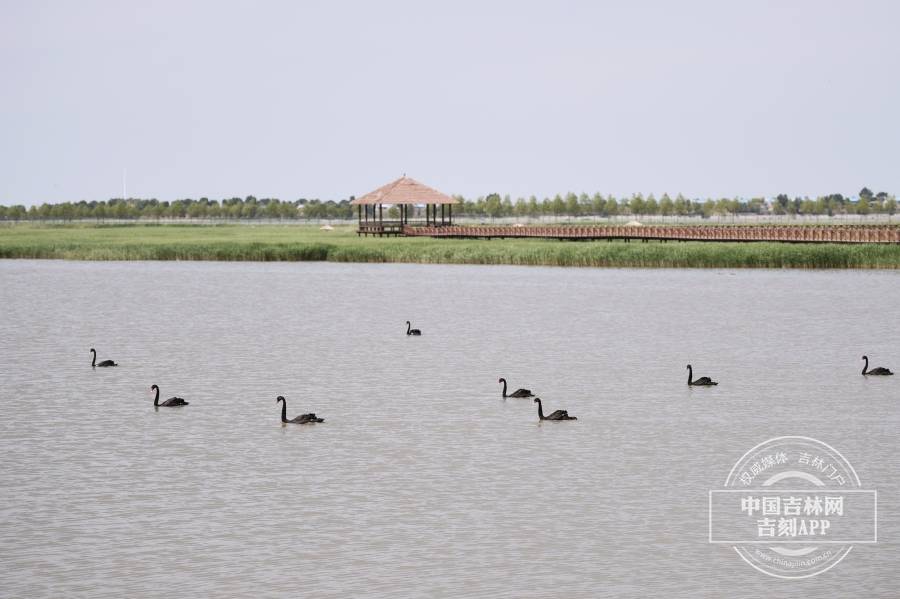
left=351, top=175, right=459, bottom=236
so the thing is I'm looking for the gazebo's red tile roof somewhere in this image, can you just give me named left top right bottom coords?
left=351, top=176, right=458, bottom=205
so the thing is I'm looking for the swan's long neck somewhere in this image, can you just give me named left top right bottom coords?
left=862, top=357, right=868, bottom=375
left=687, top=366, right=692, bottom=385
left=153, top=387, right=159, bottom=406
left=280, top=399, right=288, bottom=423
left=91, top=349, right=96, bottom=367
left=406, top=322, right=411, bottom=334
left=501, top=379, right=507, bottom=397
left=536, top=399, right=544, bottom=420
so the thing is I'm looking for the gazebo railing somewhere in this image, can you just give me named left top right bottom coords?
left=356, top=220, right=405, bottom=236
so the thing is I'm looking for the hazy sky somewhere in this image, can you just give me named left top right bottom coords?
left=2, top=1, right=898, bottom=205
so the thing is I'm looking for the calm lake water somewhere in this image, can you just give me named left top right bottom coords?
left=1, top=260, right=898, bottom=598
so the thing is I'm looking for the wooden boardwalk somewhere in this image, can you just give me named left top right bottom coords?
left=400, top=224, right=900, bottom=244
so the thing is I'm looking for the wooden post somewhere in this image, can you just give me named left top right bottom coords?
left=449, top=204, right=452, bottom=225
left=441, top=204, right=445, bottom=225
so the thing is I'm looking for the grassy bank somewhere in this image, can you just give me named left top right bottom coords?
left=1, top=223, right=900, bottom=268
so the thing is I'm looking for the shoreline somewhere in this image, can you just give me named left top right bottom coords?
left=2, top=223, right=900, bottom=269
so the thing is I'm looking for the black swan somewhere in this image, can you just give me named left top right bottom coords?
left=862, top=355, right=893, bottom=376
left=687, top=364, right=717, bottom=386
left=406, top=321, right=422, bottom=336
left=499, top=377, right=533, bottom=398
left=534, top=397, right=576, bottom=420
left=276, top=395, right=324, bottom=424
left=151, top=384, right=189, bottom=407
left=90, top=348, right=117, bottom=367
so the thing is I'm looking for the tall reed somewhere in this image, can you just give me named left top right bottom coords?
left=1, top=224, right=899, bottom=269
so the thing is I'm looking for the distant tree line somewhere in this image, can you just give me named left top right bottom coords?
left=0, top=187, right=895, bottom=221
left=453, top=187, right=895, bottom=219
left=0, top=197, right=355, bottom=221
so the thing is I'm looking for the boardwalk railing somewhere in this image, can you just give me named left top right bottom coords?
left=400, top=225, right=900, bottom=244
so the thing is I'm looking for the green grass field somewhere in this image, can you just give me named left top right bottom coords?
left=2, top=223, right=900, bottom=268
